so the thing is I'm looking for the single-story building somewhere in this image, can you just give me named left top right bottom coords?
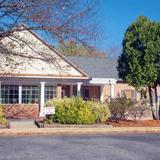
left=0, top=29, right=159, bottom=118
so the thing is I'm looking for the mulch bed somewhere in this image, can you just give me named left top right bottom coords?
left=109, top=120, right=160, bottom=127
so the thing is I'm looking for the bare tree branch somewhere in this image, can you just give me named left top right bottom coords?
left=0, top=0, right=100, bottom=72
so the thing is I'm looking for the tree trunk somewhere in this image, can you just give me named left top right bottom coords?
left=154, top=84, right=159, bottom=119
left=158, top=85, right=160, bottom=120
left=148, top=86, right=156, bottom=120
left=159, top=99, right=160, bottom=120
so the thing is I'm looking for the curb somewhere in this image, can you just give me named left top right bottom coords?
left=1, top=127, right=160, bottom=136
left=43, top=124, right=113, bottom=128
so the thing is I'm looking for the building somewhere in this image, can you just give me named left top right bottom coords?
left=0, top=29, right=156, bottom=119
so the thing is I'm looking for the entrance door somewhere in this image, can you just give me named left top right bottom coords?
left=82, top=89, right=89, bottom=100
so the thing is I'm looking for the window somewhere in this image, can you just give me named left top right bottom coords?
left=121, top=89, right=136, bottom=100
left=45, top=86, right=56, bottom=101
left=22, top=86, right=39, bottom=104
left=1, top=85, right=18, bottom=104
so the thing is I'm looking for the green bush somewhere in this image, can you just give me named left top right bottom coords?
left=0, top=104, right=4, bottom=116
left=45, top=97, right=111, bottom=124
left=52, top=97, right=79, bottom=124
left=76, top=106, right=96, bottom=124
left=109, top=98, right=131, bottom=122
left=0, top=117, right=7, bottom=125
left=87, top=101, right=111, bottom=123
left=0, top=104, right=7, bottom=125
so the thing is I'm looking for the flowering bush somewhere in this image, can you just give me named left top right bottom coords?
left=127, top=100, right=149, bottom=121
left=109, top=98, right=131, bottom=122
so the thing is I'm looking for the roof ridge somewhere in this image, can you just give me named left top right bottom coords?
left=68, top=56, right=118, bottom=61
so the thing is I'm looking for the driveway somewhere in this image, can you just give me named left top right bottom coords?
left=0, top=134, right=160, bottom=160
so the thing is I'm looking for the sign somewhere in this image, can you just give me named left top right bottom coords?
left=44, top=107, right=55, bottom=115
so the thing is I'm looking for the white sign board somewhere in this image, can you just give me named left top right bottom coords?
left=44, top=107, right=55, bottom=115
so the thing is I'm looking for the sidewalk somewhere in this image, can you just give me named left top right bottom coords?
left=10, top=119, right=37, bottom=129
left=1, top=127, right=160, bottom=136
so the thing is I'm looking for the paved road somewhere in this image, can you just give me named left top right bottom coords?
left=0, top=134, right=160, bottom=160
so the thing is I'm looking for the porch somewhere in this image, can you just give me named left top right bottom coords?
left=0, top=77, right=116, bottom=118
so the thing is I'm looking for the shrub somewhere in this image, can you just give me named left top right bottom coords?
left=0, top=104, right=7, bottom=126
left=52, top=97, right=79, bottom=124
left=47, top=97, right=96, bottom=124
left=87, top=101, right=111, bottom=123
left=76, top=106, right=96, bottom=124
left=0, top=104, right=4, bottom=116
left=45, top=97, right=111, bottom=124
left=0, top=117, right=7, bottom=125
left=109, top=98, right=131, bottom=122
left=127, top=100, right=149, bottom=121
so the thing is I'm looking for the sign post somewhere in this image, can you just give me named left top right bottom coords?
left=44, top=107, right=55, bottom=115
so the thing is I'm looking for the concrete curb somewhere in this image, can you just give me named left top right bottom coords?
left=43, top=124, right=113, bottom=128
left=1, top=127, right=160, bottom=136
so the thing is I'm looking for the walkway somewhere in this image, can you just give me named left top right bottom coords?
left=1, top=126, right=160, bottom=136
left=9, top=119, right=37, bottom=129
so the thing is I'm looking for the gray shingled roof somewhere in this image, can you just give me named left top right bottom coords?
left=67, top=56, right=119, bottom=79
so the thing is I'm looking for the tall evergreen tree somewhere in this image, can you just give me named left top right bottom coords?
left=118, top=16, right=160, bottom=119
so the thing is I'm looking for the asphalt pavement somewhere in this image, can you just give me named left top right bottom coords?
left=0, top=134, right=160, bottom=160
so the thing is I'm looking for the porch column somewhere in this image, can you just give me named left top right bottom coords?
left=0, top=81, right=1, bottom=103
left=56, top=84, right=62, bottom=98
left=18, top=85, right=22, bottom=104
left=110, top=83, right=114, bottom=99
left=77, top=82, right=82, bottom=97
left=70, top=85, right=73, bottom=97
left=100, top=85, right=104, bottom=102
left=39, top=82, right=45, bottom=116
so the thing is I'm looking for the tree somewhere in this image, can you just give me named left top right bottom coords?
left=118, top=16, right=160, bottom=119
left=0, top=0, right=99, bottom=68
left=56, top=40, right=106, bottom=58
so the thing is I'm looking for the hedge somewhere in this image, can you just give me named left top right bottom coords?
left=45, top=97, right=111, bottom=125
left=0, top=104, right=8, bottom=125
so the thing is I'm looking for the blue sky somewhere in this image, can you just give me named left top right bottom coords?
left=38, top=0, right=160, bottom=57
left=98, top=0, right=160, bottom=55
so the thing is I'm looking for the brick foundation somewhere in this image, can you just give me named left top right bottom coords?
left=4, top=104, right=39, bottom=119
